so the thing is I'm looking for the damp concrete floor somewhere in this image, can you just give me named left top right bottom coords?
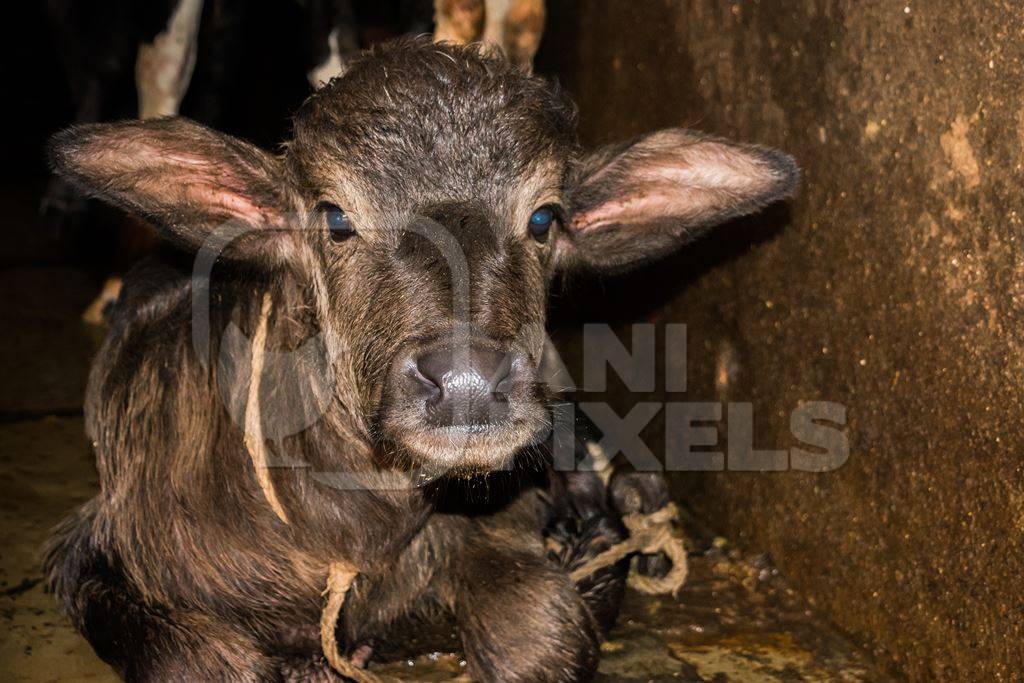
left=0, top=262, right=892, bottom=682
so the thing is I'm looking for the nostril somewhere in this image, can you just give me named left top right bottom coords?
left=411, top=357, right=444, bottom=398
left=490, top=354, right=515, bottom=398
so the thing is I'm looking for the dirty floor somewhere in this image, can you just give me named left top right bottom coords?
left=0, top=259, right=891, bottom=681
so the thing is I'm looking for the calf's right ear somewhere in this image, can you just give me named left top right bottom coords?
left=48, top=117, right=294, bottom=263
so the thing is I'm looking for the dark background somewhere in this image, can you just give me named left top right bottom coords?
left=3, top=2, right=424, bottom=271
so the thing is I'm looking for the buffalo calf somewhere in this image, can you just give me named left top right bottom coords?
left=46, top=38, right=797, bottom=682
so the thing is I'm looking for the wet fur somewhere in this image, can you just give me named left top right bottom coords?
left=47, top=255, right=626, bottom=681
left=45, top=38, right=796, bottom=682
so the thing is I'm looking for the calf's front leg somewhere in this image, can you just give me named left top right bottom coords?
left=455, top=541, right=600, bottom=683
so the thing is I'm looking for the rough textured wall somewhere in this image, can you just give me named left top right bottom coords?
left=538, top=1, right=1024, bottom=679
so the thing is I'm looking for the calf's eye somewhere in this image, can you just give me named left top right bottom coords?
left=321, top=203, right=355, bottom=243
left=528, top=206, right=556, bottom=242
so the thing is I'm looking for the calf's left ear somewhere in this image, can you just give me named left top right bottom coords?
left=560, top=128, right=799, bottom=272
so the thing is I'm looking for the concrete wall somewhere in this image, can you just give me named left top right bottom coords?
left=539, top=2, right=1024, bottom=679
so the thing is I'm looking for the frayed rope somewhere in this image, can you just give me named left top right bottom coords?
left=244, top=292, right=289, bottom=524
left=321, top=562, right=400, bottom=682
left=570, top=502, right=688, bottom=598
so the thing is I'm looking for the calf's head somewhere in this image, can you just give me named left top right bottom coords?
left=50, top=38, right=797, bottom=476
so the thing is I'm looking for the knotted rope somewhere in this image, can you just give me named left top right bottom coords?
left=569, top=501, right=689, bottom=598
left=244, top=296, right=689, bottom=682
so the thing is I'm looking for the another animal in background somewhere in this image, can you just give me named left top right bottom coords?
left=432, top=0, right=545, bottom=70
left=45, top=38, right=797, bottom=681
left=310, top=0, right=547, bottom=84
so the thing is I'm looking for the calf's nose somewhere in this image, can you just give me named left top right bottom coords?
left=414, top=346, right=515, bottom=426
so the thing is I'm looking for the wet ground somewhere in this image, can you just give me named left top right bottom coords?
left=0, top=256, right=890, bottom=681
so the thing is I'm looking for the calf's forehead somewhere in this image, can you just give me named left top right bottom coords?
left=286, top=42, right=577, bottom=207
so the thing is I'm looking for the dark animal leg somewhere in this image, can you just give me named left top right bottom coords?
left=545, top=468, right=629, bottom=635
left=45, top=513, right=306, bottom=682
left=455, top=538, right=600, bottom=683
left=278, top=654, right=345, bottom=682
left=609, top=470, right=673, bottom=577
left=69, top=584, right=280, bottom=681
